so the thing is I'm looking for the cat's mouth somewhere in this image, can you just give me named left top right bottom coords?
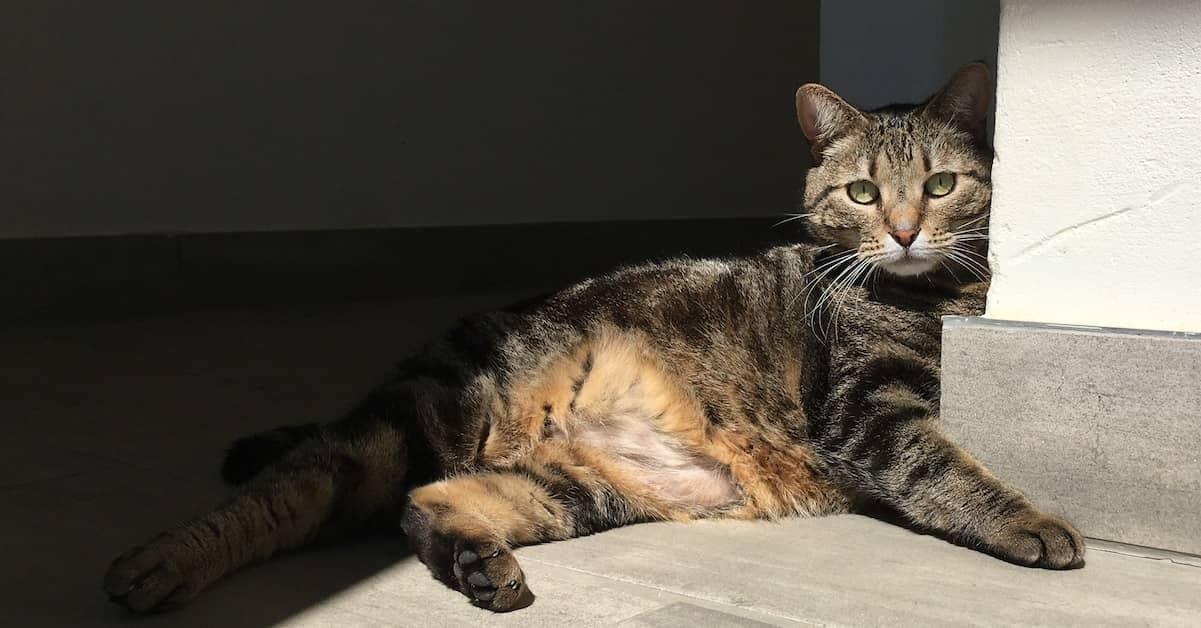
left=880, top=258, right=940, bottom=276
left=876, top=250, right=941, bottom=277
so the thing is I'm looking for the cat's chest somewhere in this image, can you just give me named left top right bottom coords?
left=831, top=288, right=947, bottom=348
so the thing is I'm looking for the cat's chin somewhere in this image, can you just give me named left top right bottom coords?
left=878, top=256, right=940, bottom=277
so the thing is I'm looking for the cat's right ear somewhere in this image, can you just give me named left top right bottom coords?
left=795, top=84, right=864, bottom=163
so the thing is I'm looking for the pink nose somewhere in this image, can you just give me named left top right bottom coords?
left=891, top=229, right=919, bottom=248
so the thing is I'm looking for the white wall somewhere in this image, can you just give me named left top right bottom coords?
left=987, top=0, right=1201, bottom=333
left=2, top=2, right=818, bottom=238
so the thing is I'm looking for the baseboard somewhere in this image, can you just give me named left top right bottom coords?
left=1, top=218, right=792, bottom=325
left=940, top=315, right=1201, bottom=555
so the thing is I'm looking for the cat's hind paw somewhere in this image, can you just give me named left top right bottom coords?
left=103, top=537, right=204, bottom=613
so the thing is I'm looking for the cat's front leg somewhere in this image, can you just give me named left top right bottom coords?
left=873, top=423, right=1084, bottom=568
left=816, top=355, right=1085, bottom=569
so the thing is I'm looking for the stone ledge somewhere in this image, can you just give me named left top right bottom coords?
left=941, top=316, right=1201, bottom=555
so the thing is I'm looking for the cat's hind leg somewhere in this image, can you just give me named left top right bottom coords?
left=220, top=422, right=323, bottom=484
left=104, top=418, right=409, bottom=613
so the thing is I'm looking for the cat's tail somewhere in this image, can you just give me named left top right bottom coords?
left=220, top=423, right=323, bottom=484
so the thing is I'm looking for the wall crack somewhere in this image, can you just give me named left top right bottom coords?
left=1006, top=181, right=1187, bottom=266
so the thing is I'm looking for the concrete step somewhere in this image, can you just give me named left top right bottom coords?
left=941, top=316, right=1201, bottom=555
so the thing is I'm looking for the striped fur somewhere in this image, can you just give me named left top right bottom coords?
left=104, top=63, right=1083, bottom=615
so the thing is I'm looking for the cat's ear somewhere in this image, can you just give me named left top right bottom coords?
left=923, top=62, right=992, bottom=139
left=795, top=84, right=864, bottom=163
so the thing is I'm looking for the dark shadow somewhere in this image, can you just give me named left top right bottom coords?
left=95, top=533, right=416, bottom=628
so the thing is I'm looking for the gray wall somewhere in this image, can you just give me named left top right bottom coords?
left=2, top=2, right=819, bottom=238
left=820, top=1, right=999, bottom=114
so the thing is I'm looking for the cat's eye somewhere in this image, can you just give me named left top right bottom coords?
left=846, top=180, right=879, bottom=204
left=924, top=172, right=956, bottom=197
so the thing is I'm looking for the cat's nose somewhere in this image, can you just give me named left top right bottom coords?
left=891, top=229, right=919, bottom=248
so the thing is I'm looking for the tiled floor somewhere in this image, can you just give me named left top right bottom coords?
left=5, top=297, right=1200, bottom=627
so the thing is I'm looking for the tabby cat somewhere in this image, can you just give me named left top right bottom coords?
left=104, top=63, right=1084, bottom=614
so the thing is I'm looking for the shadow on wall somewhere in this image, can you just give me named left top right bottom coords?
left=819, top=0, right=1000, bottom=138
left=1, top=1, right=820, bottom=239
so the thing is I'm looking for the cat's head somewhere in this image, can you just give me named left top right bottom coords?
left=795, top=63, right=993, bottom=278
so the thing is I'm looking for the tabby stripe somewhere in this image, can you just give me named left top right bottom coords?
left=809, top=184, right=842, bottom=207
left=516, top=460, right=631, bottom=537
left=568, top=351, right=594, bottom=413
left=899, top=446, right=952, bottom=491
left=962, top=169, right=991, bottom=184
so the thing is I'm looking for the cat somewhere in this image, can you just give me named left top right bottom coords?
left=104, top=62, right=1084, bottom=615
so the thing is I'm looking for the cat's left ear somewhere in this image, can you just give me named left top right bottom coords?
left=795, top=84, right=865, bottom=163
left=923, top=62, right=992, bottom=140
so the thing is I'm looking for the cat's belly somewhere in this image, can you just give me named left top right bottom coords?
left=481, top=326, right=849, bottom=520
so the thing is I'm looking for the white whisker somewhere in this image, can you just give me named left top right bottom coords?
left=944, top=248, right=991, bottom=282
left=790, top=250, right=859, bottom=312
left=951, top=245, right=991, bottom=262
left=956, top=213, right=992, bottom=229
left=945, top=256, right=988, bottom=283
left=827, top=259, right=874, bottom=341
left=772, top=213, right=814, bottom=228
left=938, top=257, right=968, bottom=284
left=807, top=256, right=864, bottom=337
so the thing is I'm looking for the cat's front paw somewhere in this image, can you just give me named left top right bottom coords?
left=401, top=504, right=534, bottom=612
left=990, top=510, right=1085, bottom=569
left=103, top=536, right=206, bottom=613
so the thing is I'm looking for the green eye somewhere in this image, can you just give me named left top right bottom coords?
left=925, top=172, right=956, bottom=197
left=847, top=180, right=879, bottom=204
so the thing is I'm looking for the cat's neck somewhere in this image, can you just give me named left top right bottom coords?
left=871, top=270, right=990, bottom=316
